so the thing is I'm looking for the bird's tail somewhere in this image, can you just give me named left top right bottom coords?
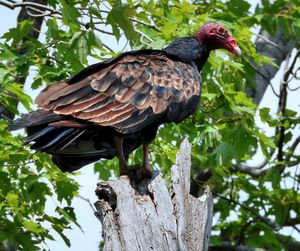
left=9, top=109, right=63, bottom=131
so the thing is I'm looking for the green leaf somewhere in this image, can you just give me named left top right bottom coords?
left=213, top=142, right=236, bottom=165
left=5, top=83, right=32, bottom=111
left=0, top=43, right=18, bottom=60
left=52, top=224, right=71, bottom=247
left=246, top=127, right=276, bottom=149
left=61, top=0, right=81, bottom=31
left=55, top=178, right=78, bottom=205
left=2, top=20, right=33, bottom=47
left=5, top=193, right=19, bottom=209
left=23, top=220, right=45, bottom=234
left=56, top=206, right=82, bottom=231
left=106, top=0, right=136, bottom=42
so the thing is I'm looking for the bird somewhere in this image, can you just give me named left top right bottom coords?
left=10, top=22, right=241, bottom=178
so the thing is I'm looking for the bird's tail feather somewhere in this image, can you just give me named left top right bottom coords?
left=9, top=109, right=64, bottom=131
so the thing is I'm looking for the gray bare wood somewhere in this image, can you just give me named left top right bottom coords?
left=94, top=138, right=213, bottom=251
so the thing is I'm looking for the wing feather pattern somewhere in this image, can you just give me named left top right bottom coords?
left=35, top=52, right=201, bottom=134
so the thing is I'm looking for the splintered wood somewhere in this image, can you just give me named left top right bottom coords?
left=94, top=139, right=213, bottom=251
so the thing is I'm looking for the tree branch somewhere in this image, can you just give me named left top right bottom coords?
left=248, top=29, right=296, bottom=104
left=0, top=0, right=48, bottom=121
left=128, top=18, right=160, bottom=32
left=0, top=0, right=59, bottom=14
left=285, top=217, right=300, bottom=226
left=286, top=135, right=300, bottom=164
left=276, top=51, right=300, bottom=171
left=215, top=193, right=279, bottom=230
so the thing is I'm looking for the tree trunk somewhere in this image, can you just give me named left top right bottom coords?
left=94, top=139, right=213, bottom=251
left=0, top=0, right=47, bottom=121
left=247, top=28, right=295, bottom=105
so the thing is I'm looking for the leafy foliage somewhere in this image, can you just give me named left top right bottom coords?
left=0, top=0, right=299, bottom=250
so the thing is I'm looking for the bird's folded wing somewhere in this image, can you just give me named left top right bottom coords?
left=35, top=52, right=200, bottom=133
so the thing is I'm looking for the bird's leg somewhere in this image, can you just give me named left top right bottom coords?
left=114, top=136, right=127, bottom=176
left=143, top=143, right=150, bottom=172
left=141, top=143, right=152, bottom=178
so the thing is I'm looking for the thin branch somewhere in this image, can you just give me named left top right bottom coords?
left=255, top=33, right=286, bottom=55
left=287, top=85, right=300, bottom=91
left=286, top=136, right=300, bottom=163
left=287, top=159, right=300, bottom=167
left=274, top=51, right=300, bottom=171
left=0, top=0, right=60, bottom=14
left=292, top=225, right=300, bottom=235
left=237, top=220, right=255, bottom=245
left=129, top=18, right=160, bottom=32
left=282, top=50, right=300, bottom=84
left=275, top=52, right=291, bottom=171
left=94, top=26, right=114, bottom=35
left=102, top=43, right=114, bottom=53
left=285, top=217, right=300, bottom=226
left=233, top=164, right=269, bottom=177
left=78, top=195, right=96, bottom=213
left=215, top=193, right=279, bottom=230
left=26, top=8, right=52, bottom=17
left=243, top=56, right=280, bottom=98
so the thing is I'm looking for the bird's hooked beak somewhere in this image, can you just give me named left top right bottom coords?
left=232, top=45, right=242, bottom=57
left=226, top=38, right=242, bottom=57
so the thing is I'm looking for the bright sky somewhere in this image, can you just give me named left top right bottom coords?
left=1, top=0, right=299, bottom=250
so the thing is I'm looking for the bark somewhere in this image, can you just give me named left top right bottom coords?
left=0, top=0, right=47, bottom=121
left=247, top=29, right=296, bottom=105
left=94, top=139, right=213, bottom=251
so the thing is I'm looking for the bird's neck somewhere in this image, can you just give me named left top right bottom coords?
left=163, top=37, right=209, bottom=71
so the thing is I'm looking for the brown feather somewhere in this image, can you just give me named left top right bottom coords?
left=48, top=120, right=89, bottom=128
left=36, top=52, right=201, bottom=133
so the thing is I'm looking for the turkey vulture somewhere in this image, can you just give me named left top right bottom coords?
left=10, top=22, right=241, bottom=177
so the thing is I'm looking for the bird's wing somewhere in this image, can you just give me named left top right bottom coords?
left=35, top=52, right=201, bottom=134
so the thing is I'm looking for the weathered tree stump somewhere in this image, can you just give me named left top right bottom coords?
left=94, top=139, right=213, bottom=251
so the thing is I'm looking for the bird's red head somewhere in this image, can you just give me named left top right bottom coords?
left=195, top=23, right=241, bottom=57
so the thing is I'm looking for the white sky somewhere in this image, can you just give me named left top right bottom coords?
left=1, top=0, right=299, bottom=250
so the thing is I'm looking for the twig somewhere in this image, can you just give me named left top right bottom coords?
left=78, top=195, right=96, bottom=213
left=233, top=163, right=269, bottom=177
left=0, top=0, right=60, bottom=14
left=255, top=33, right=286, bottom=55
left=286, top=136, right=300, bottom=164
left=129, top=18, right=160, bottom=32
left=285, top=218, right=300, bottom=226
left=287, top=85, right=300, bottom=91
left=94, top=27, right=114, bottom=35
left=282, top=50, right=300, bottom=84
left=275, top=51, right=300, bottom=171
left=26, top=8, right=52, bottom=17
left=287, top=159, right=300, bottom=167
left=275, top=52, right=291, bottom=171
left=102, top=43, right=114, bottom=53
left=215, top=193, right=280, bottom=230
left=237, top=220, right=255, bottom=245
left=292, top=225, right=300, bottom=235
left=242, top=56, right=280, bottom=98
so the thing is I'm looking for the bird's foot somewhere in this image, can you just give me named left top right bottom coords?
left=126, top=165, right=153, bottom=182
